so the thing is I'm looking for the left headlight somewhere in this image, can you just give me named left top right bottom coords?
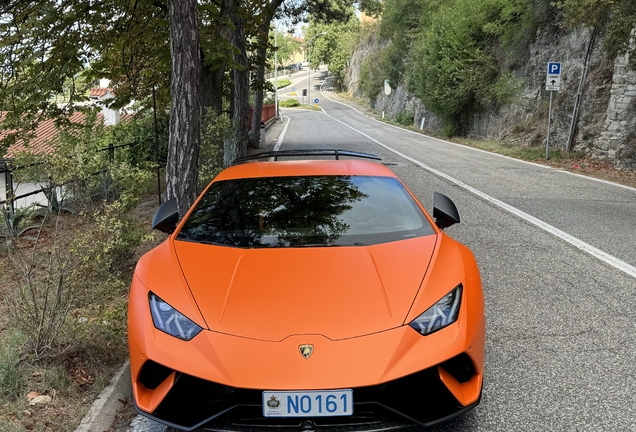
left=149, top=292, right=203, bottom=341
left=409, top=284, right=462, bottom=336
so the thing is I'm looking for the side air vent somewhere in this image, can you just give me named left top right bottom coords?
left=139, top=360, right=174, bottom=390
left=440, top=353, right=476, bottom=383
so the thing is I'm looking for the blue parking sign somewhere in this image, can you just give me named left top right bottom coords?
left=548, top=62, right=561, bottom=75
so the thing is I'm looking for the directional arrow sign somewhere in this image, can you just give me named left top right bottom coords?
left=546, top=62, right=561, bottom=91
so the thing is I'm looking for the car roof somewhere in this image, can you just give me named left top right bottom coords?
left=214, top=159, right=398, bottom=182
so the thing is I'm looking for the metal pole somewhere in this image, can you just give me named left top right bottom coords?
left=307, top=43, right=311, bottom=108
left=153, top=86, right=162, bottom=205
left=274, top=27, right=279, bottom=120
left=5, top=163, right=15, bottom=221
left=546, top=90, right=553, bottom=160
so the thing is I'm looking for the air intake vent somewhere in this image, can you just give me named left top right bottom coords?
left=440, top=353, right=475, bottom=383
left=139, top=360, right=174, bottom=390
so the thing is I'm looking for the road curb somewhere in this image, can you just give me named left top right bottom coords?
left=74, top=360, right=132, bottom=432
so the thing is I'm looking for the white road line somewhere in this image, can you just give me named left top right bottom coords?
left=273, top=115, right=290, bottom=151
left=319, top=108, right=636, bottom=281
left=319, top=78, right=636, bottom=191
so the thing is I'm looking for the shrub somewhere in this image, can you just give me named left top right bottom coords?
left=275, top=79, right=291, bottom=89
left=4, top=113, right=155, bottom=361
left=280, top=99, right=300, bottom=107
left=394, top=110, right=414, bottom=126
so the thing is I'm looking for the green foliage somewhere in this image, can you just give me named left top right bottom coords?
left=280, top=98, right=301, bottom=107
left=441, top=122, right=459, bottom=137
left=358, top=54, right=384, bottom=99
left=555, top=0, right=636, bottom=67
left=553, top=0, right=613, bottom=27
left=104, top=112, right=170, bottom=168
left=394, top=110, right=414, bottom=126
left=12, top=111, right=156, bottom=216
left=408, top=0, right=533, bottom=124
left=275, top=79, right=292, bottom=88
left=270, top=30, right=302, bottom=67
left=199, top=109, right=233, bottom=189
left=0, top=330, right=26, bottom=400
left=306, top=16, right=360, bottom=84
left=4, top=110, right=154, bottom=361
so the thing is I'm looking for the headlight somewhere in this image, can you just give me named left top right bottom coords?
left=409, top=284, right=462, bottom=335
left=149, top=293, right=203, bottom=341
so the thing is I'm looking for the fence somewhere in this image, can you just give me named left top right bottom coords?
left=0, top=140, right=161, bottom=222
left=248, top=104, right=277, bottom=130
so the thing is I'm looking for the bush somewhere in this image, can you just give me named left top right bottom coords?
left=4, top=113, right=155, bottom=361
left=275, top=79, right=291, bottom=89
left=394, top=110, right=414, bottom=126
left=409, top=0, right=533, bottom=124
left=280, top=99, right=300, bottom=107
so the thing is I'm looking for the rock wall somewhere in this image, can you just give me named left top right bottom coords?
left=344, top=23, right=636, bottom=168
left=597, top=50, right=636, bottom=168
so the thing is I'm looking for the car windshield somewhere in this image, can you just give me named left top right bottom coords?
left=176, top=175, right=435, bottom=248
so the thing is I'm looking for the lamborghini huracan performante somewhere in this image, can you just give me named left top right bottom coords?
left=128, top=150, right=486, bottom=431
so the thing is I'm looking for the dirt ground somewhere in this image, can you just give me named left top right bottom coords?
left=540, top=156, right=636, bottom=188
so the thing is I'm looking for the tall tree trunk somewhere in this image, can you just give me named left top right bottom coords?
left=248, top=44, right=267, bottom=149
left=224, top=13, right=250, bottom=166
left=247, top=5, right=282, bottom=148
left=201, top=58, right=225, bottom=116
left=166, top=0, right=201, bottom=215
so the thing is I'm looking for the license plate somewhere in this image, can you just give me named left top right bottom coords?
left=262, top=390, right=353, bottom=417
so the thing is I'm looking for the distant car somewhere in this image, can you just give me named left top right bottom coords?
left=302, top=61, right=309, bottom=67
left=128, top=149, right=486, bottom=431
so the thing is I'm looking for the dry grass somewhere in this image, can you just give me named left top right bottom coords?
left=0, top=195, right=163, bottom=432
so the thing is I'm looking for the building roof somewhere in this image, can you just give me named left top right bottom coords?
left=1, top=111, right=104, bottom=159
left=89, top=87, right=114, bottom=98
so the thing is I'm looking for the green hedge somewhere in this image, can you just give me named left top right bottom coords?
left=280, top=99, right=300, bottom=107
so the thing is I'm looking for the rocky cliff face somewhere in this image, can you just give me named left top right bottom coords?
left=345, top=24, right=636, bottom=168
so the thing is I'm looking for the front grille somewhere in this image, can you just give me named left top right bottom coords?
left=439, top=353, right=476, bottom=383
left=144, top=365, right=477, bottom=431
left=200, top=404, right=412, bottom=431
left=138, top=360, right=174, bottom=390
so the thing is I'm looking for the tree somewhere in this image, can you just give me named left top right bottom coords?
left=269, top=30, right=302, bottom=67
left=305, top=16, right=360, bottom=86
left=0, top=0, right=371, bottom=212
left=167, top=0, right=201, bottom=214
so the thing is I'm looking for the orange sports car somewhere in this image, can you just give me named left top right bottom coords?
left=128, top=150, right=485, bottom=431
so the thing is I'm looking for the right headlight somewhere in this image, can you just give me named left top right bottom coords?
left=148, top=292, right=203, bottom=341
left=409, top=284, right=462, bottom=336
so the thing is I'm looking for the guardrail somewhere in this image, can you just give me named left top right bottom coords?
left=248, top=104, right=277, bottom=130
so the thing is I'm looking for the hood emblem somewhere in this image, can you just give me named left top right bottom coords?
left=299, top=344, right=314, bottom=359
left=267, top=395, right=280, bottom=408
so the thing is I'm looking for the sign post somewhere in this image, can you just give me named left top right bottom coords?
left=545, top=62, right=561, bottom=160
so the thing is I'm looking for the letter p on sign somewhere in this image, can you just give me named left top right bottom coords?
left=549, top=62, right=561, bottom=75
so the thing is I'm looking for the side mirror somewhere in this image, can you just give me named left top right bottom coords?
left=433, top=192, right=460, bottom=230
left=152, top=198, right=179, bottom=234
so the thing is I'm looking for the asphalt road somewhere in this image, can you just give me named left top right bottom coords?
left=119, top=71, right=636, bottom=431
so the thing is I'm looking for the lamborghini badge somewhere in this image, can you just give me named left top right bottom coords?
left=299, top=344, right=314, bottom=359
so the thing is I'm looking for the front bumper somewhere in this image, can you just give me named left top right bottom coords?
left=135, top=361, right=482, bottom=431
left=128, top=266, right=486, bottom=431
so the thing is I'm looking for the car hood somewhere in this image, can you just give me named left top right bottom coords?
left=173, top=236, right=438, bottom=341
